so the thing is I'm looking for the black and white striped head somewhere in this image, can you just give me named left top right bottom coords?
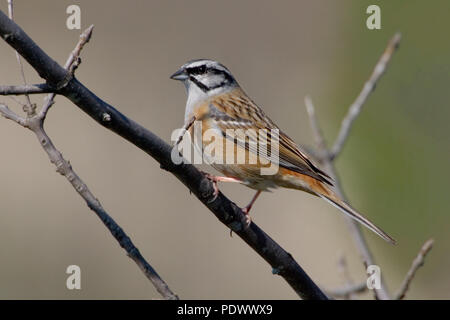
left=170, top=59, right=238, bottom=94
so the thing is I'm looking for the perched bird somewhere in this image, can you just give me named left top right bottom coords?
left=170, top=59, right=395, bottom=244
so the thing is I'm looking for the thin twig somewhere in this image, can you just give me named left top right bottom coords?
left=0, top=103, right=25, bottom=125
left=337, top=255, right=358, bottom=299
left=40, top=24, right=94, bottom=119
left=395, top=239, right=434, bottom=300
left=325, top=255, right=371, bottom=299
left=0, top=83, right=53, bottom=95
left=305, top=95, right=327, bottom=153
left=7, top=0, right=32, bottom=112
left=337, top=255, right=353, bottom=286
left=63, top=25, right=94, bottom=70
left=326, top=282, right=367, bottom=298
left=7, top=95, right=26, bottom=107
left=324, top=254, right=365, bottom=300
left=330, top=32, right=401, bottom=160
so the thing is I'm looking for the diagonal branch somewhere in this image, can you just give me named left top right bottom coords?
left=395, top=239, right=434, bottom=300
left=0, top=10, right=327, bottom=299
left=330, top=33, right=401, bottom=160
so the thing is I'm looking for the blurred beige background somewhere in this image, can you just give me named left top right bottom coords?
left=0, top=0, right=448, bottom=299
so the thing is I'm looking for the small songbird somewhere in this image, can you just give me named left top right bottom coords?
left=170, top=59, right=395, bottom=244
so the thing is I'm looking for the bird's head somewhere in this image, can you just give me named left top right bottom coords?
left=170, top=59, right=238, bottom=95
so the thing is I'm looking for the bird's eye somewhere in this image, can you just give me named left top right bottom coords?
left=188, top=65, right=207, bottom=75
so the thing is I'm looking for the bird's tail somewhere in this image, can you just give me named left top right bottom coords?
left=303, top=176, right=396, bottom=244
left=318, top=192, right=396, bottom=244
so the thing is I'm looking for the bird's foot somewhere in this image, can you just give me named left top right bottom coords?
left=201, top=172, right=241, bottom=202
left=201, top=172, right=220, bottom=201
left=241, top=206, right=252, bottom=229
left=229, top=204, right=252, bottom=237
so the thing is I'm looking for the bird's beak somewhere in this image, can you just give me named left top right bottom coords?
left=170, top=68, right=188, bottom=81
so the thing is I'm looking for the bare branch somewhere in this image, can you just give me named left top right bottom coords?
left=395, top=239, right=434, bottom=300
left=0, top=10, right=328, bottom=299
left=63, top=25, right=94, bottom=70
left=324, top=254, right=367, bottom=299
left=326, top=282, right=367, bottom=298
left=330, top=32, right=401, bottom=160
left=0, top=103, right=25, bottom=125
left=40, top=24, right=94, bottom=118
left=304, top=95, right=327, bottom=153
left=0, top=101, right=179, bottom=299
left=0, top=83, right=53, bottom=95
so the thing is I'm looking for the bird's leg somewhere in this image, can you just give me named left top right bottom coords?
left=201, top=171, right=242, bottom=199
left=242, top=190, right=262, bottom=226
left=229, top=190, right=262, bottom=237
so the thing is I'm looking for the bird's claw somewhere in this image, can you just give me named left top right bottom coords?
left=201, top=171, right=220, bottom=203
left=229, top=206, right=252, bottom=237
left=241, top=207, right=252, bottom=229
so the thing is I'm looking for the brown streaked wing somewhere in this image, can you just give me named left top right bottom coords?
left=209, top=91, right=333, bottom=185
